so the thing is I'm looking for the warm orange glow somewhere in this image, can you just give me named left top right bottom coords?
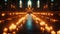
left=37, top=13, right=40, bottom=14
left=36, top=18, right=41, bottom=21
left=8, top=33, right=11, bottom=34
left=16, top=28, right=18, bottom=31
left=9, top=24, right=16, bottom=31
left=31, top=14, right=41, bottom=21
left=51, top=13, right=53, bottom=16
left=40, top=21, right=45, bottom=26
left=15, top=12, right=19, bottom=15
left=0, top=20, right=4, bottom=23
left=48, top=13, right=51, bottom=16
left=11, top=4, right=16, bottom=8
left=16, top=14, right=28, bottom=25
left=57, top=30, right=60, bottom=34
left=45, top=24, right=53, bottom=32
left=53, top=20, right=58, bottom=22
left=3, top=28, right=8, bottom=32
left=59, top=14, right=60, bottom=16
left=44, top=4, right=48, bottom=9
left=44, top=6, right=46, bottom=8
left=19, top=12, right=27, bottom=14
left=20, top=24, right=23, bottom=27
left=50, top=26, right=53, bottom=30
left=9, top=13, right=12, bottom=15
left=45, top=25, right=51, bottom=32
left=12, top=13, right=15, bottom=15
left=16, top=17, right=25, bottom=25
left=41, top=13, right=45, bottom=15
left=6, top=18, right=12, bottom=20
left=0, top=20, right=2, bottom=23
left=36, top=20, right=38, bottom=24
left=50, top=19, right=58, bottom=22
left=51, top=31, right=56, bottom=34
left=12, top=31, right=16, bottom=34
left=45, top=24, right=48, bottom=26
left=3, top=32, right=7, bottom=34
left=40, top=12, right=53, bottom=16
left=31, top=14, right=54, bottom=32
left=40, top=27, right=45, bottom=31
left=23, top=20, right=26, bottom=24
left=2, top=13, right=5, bottom=16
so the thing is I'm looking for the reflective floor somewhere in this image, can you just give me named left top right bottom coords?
left=0, top=11, right=60, bottom=34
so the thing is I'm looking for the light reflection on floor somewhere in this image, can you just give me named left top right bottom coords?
left=26, top=14, right=32, bottom=30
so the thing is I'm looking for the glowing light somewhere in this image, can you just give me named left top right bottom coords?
left=16, top=28, right=18, bottom=31
left=45, top=26, right=51, bottom=32
left=13, top=12, right=15, bottom=15
left=44, top=4, right=48, bottom=9
left=3, top=32, right=7, bottom=34
left=9, top=13, right=12, bottom=15
left=23, top=20, right=25, bottom=24
left=36, top=18, right=40, bottom=21
left=40, top=21, right=45, bottom=26
left=9, top=24, right=16, bottom=31
left=45, top=24, right=48, bottom=27
left=11, top=4, right=16, bottom=8
left=0, top=20, right=4, bottom=23
left=40, top=12, right=48, bottom=15
left=15, top=12, right=18, bottom=15
left=51, top=13, right=53, bottom=16
left=28, top=0, right=32, bottom=7
left=1, top=13, right=5, bottom=16
left=12, top=31, right=16, bottom=34
left=6, top=18, right=12, bottom=20
left=16, top=17, right=25, bottom=25
left=51, top=31, right=56, bottom=34
left=48, top=13, right=51, bottom=16
left=20, top=24, right=23, bottom=27
left=37, top=0, right=40, bottom=8
left=40, top=27, right=45, bottom=31
left=51, top=0, right=54, bottom=2
left=51, top=3, right=53, bottom=5
left=36, top=20, right=38, bottom=24
left=4, top=0, right=7, bottom=2
left=31, top=14, right=41, bottom=21
left=0, top=20, right=2, bottom=23
left=45, top=25, right=53, bottom=32
left=57, top=30, right=60, bottom=34
left=50, top=26, right=53, bottom=30
left=50, top=19, right=58, bottom=22
left=3, top=28, right=8, bottom=32
left=44, top=5, right=46, bottom=9
left=19, top=0, right=22, bottom=8
left=16, top=14, right=28, bottom=25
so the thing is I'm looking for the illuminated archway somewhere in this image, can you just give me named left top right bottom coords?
left=37, top=0, right=40, bottom=8
left=28, top=0, right=32, bottom=8
left=19, top=0, right=22, bottom=8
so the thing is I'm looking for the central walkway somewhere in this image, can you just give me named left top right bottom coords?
left=17, top=14, right=41, bottom=34
left=26, top=14, right=33, bottom=31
